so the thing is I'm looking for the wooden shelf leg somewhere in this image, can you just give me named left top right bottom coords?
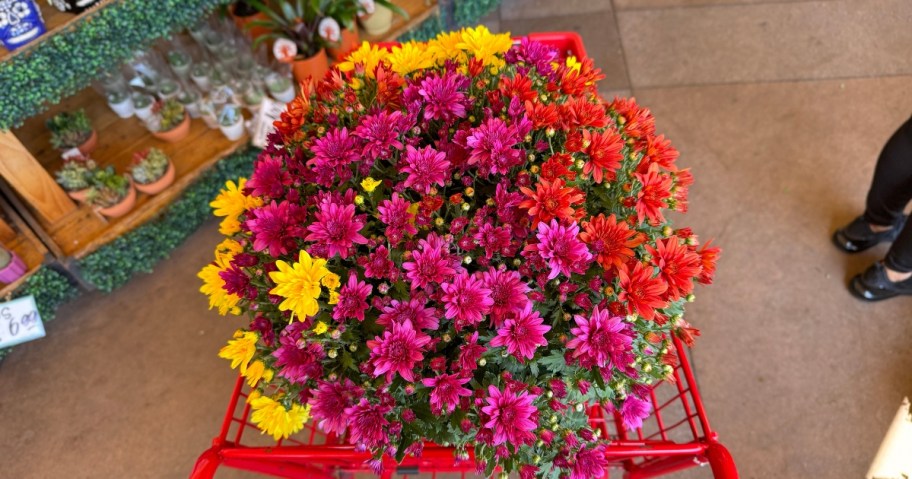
left=0, top=131, right=77, bottom=225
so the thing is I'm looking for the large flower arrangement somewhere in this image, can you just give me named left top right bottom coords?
left=199, top=26, right=720, bottom=478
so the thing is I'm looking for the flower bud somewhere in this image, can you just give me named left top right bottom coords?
left=478, top=358, right=487, bottom=367
left=643, top=363, right=653, bottom=373
left=465, top=187, right=475, bottom=197
left=546, top=127, right=556, bottom=137
left=530, top=165, right=540, bottom=174
left=328, top=349, right=338, bottom=359
left=463, top=255, right=473, bottom=264
left=461, top=203, right=470, bottom=211
left=686, top=293, right=696, bottom=302
left=574, top=403, right=584, bottom=412
left=354, top=195, right=364, bottom=205
left=435, top=217, right=444, bottom=226
left=575, top=159, right=585, bottom=169
left=349, top=344, right=358, bottom=352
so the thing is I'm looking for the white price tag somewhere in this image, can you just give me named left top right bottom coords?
left=251, top=97, right=287, bottom=149
left=0, top=296, right=46, bottom=349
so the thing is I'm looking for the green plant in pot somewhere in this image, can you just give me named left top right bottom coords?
left=218, top=104, right=245, bottom=141
left=55, top=156, right=97, bottom=201
left=130, top=147, right=175, bottom=195
left=149, top=99, right=189, bottom=143
left=167, top=50, right=192, bottom=78
left=46, top=109, right=96, bottom=154
left=86, top=166, right=135, bottom=218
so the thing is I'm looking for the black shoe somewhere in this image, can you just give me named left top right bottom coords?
left=832, top=215, right=906, bottom=253
left=849, top=262, right=912, bottom=301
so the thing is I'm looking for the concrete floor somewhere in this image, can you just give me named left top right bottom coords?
left=2, top=0, right=912, bottom=478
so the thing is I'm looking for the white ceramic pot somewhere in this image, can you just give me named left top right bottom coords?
left=191, top=74, right=210, bottom=92
left=219, top=119, right=245, bottom=141
left=134, top=101, right=154, bottom=121
left=108, top=96, right=134, bottom=119
left=270, top=84, right=296, bottom=103
left=360, top=4, right=393, bottom=36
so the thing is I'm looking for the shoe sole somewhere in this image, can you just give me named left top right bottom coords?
left=832, top=215, right=907, bottom=254
left=849, top=275, right=906, bottom=302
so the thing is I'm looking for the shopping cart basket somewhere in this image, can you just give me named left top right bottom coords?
left=190, top=32, right=737, bottom=479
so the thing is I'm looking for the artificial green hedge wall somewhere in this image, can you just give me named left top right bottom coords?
left=0, top=0, right=232, bottom=130
left=0, top=267, right=81, bottom=361
left=77, top=145, right=259, bottom=292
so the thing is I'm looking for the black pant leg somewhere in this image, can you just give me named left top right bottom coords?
left=885, top=219, right=912, bottom=273
left=863, top=115, right=912, bottom=226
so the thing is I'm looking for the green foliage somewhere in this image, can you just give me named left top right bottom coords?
left=396, top=0, right=502, bottom=42
left=78, top=146, right=259, bottom=292
left=452, top=0, right=502, bottom=28
left=0, top=267, right=81, bottom=362
left=46, top=109, right=92, bottom=150
left=246, top=0, right=331, bottom=58
left=130, top=148, right=170, bottom=185
left=86, top=166, right=130, bottom=208
left=0, top=0, right=233, bottom=130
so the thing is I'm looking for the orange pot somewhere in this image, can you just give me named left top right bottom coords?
left=329, top=26, right=360, bottom=60
left=67, top=188, right=90, bottom=202
left=292, top=49, right=330, bottom=84
left=134, top=160, right=176, bottom=195
left=232, top=6, right=269, bottom=42
left=97, top=182, right=136, bottom=218
left=153, top=114, right=190, bottom=143
left=77, top=130, right=98, bottom=156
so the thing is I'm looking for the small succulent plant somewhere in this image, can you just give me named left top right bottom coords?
left=54, top=156, right=97, bottom=191
left=152, top=99, right=186, bottom=132
left=130, top=148, right=170, bottom=185
left=46, top=109, right=93, bottom=150
left=219, top=104, right=242, bottom=127
left=86, top=166, right=130, bottom=208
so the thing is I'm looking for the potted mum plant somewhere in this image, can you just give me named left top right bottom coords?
left=0, top=246, right=27, bottom=284
left=130, top=147, right=175, bottom=195
left=46, top=109, right=96, bottom=155
left=54, top=155, right=97, bottom=201
left=200, top=27, right=721, bottom=478
left=218, top=104, right=245, bottom=141
left=148, top=99, right=190, bottom=143
left=86, top=166, right=135, bottom=218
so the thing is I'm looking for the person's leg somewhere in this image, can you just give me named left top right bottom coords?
left=884, top=220, right=912, bottom=280
left=864, top=115, right=912, bottom=227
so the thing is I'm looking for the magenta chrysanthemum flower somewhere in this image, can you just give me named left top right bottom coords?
left=305, top=201, right=367, bottom=259
left=364, top=245, right=395, bottom=280
left=354, top=110, right=408, bottom=160
left=344, top=398, right=392, bottom=448
left=620, top=395, right=651, bottom=430
left=481, top=385, right=538, bottom=445
left=421, top=373, right=472, bottom=414
left=566, top=306, right=633, bottom=369
left=309, top=127, right=360, bottom=170
left=378, top=193, right=418, bottom=243
left=273, top=324, right=324, bottom=384
left=505, top=37, right=559, bottom=78
left=332, top=274, right=372, bottom=322
left=403, top=240, right=456, bottom=289
left=570, top=445, right=608, bottom=479
left=465, top=117, right=523, bottom=176
left=481, top=268, right=529, bottom=325
left=474, top=223, right=511, bottom=258
left=489, top=303, right=550, bottom=361
left=246, top=200, right=305, bottom=257
left=309, top=379, right=363, bottom=435
left=401, top=145, right=450, bottom=194
left=246, top=156, right=291, bottom=199
left=417, top=72, right=469, bottom=122
left=377, top=297, right=439, bottom=330
left=458, top=331, right=487, bottom=372
left=532, top=220, right=592, bottom=280
left=367, top=321, right=432, bottom=382
left=441, top=272, right=494, bottom=330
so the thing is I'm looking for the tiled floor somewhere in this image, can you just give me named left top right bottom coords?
left=2, top=1, right=911, bottom=478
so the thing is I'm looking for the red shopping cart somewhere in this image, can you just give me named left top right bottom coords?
left=190, top=32, right=737, bottom=479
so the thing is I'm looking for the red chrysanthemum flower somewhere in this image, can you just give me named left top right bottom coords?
left=582, top=128, right=624, bottom=183
left=481, top=386, right=538, bottom=446
left=637, top=134, right=679, bottom=173
left=246, top=200, right=305, bottom=257
left=697, top=240, right=722, bottom=285
left=367, top=321, right=431, bottom=382
left=580, top=214, right=644, bottom=271
left=489, top=303, right=550, bottom=361
left=519, top=178, right=585, bottom=226
left=247, top=156, right=292, bottom=199
left=499, top=75, right=537, bottom=103
left=560, top=97, right=609, bottom=131
left=540, top=153, right=575, bottom=182
left=421, top=373, right=472, bottom=414
left=524, top=101, right=560, bottom=129
left=344, top=398, right=392, bottom=448
left=309, top=379, right=363, bottom=435
left=611, top=96, right=655, bottom=139
left=559, top=57, right=605, bottom=96
left=617, top=261, right=668, bottom=320
left=273, top=92, right=311, bottom=141
left=646, top=236, right=702, bottom=300
left=634, top=164, right=673, bottom=225
left=305, top=201, right=367, bottom=259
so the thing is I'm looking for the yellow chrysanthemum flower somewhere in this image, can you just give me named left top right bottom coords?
left=565, top=56, right=582, bottom=73
left=243, top=360, right=274, bottom=387
left=457, top=25, right=512, bottom=68
left=269, top=250, right=330, bottom=320
left=313, top=321, right=329, bottom=335
left=198, top=251, right=241, bottom=315
left=328, top=290, right=340, bottom=305
left=388, top=41, right=435, bottom=76
left=210, top=178, right=263, bottom=235
left=321, top=272, right=341, bottom=289
left=215, top=238, right=244, bottom=262
left=360, top=177, right=382, bottom=193
left=219, top=330, right=258, bottom=374
left=248, top=393, right=311, bottom=441
left=428, top=30, right=467, bottom=65
left=336, top=41, right=388, bottom=78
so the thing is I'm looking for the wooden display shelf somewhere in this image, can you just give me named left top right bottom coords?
left=0, top=195, right=50, bottom=298
left=0, top=0, right=113, bottom=61
left=11, top=86, right=247, bottom=259
left=363, top=0, right=438, bottom=43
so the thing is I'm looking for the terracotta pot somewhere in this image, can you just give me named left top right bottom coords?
left=359, top=4, right=393, bottom=36
left=231, top=5, right=269, bottom=41
left=77, top=130, right=98, bottom=155
left=67, top=188, right=90, bottom=202
left=0, top=251, right=26, bottom=284
left=97, top=182, right=136, bottom=218
left=152, top=114, right=191, bottom=143
left=329, top=25, right=360, bottom=60
left=134, top=160, right=176, bottom=195
left=292, top=49, right=330, bottom=84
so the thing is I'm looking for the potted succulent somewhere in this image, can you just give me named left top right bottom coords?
left=218, top=104, right=245, bottom=141
left=167, top=50, right=192, bottom=79
left=54, top=156, right=97, bottom=201
left=190, top=61, right=212, bottom=92
left=148, top=99, right=190, bottom=143
left=178, top=89, right=202, bottom=118
left=0, top=246, right=27, bottom=284
left=105, top=89, right=134, bottom=119
left=265, top=72, right=295, bottom=103
left=46, top=109, right=97, bottom=155
left=357, top=0, right=406, bottom=36
left=133, top=92, right=155, bottom=121
left=130, top=147, right=175, bottom=195
left=86, top=166, right=135, bottom=218
left=157, top=77, right=181, bottom=100
left=241, top=82, right=265, bottom=113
